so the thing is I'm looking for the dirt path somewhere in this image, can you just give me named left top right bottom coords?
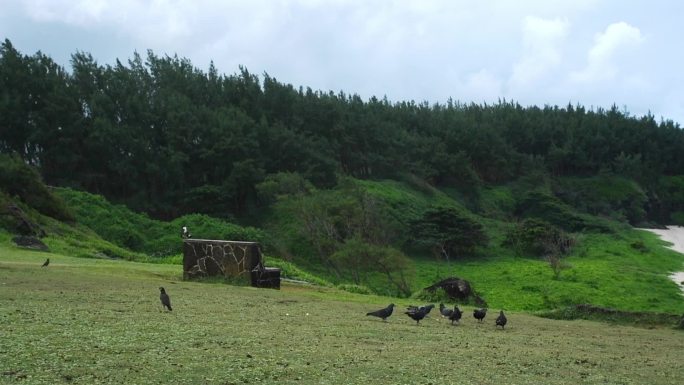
left=641, top=225, right=684, bottom=295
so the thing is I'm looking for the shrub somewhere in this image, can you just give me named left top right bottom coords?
left=55, top=188, right=268, bottom=257
left=0, top=154, right=73, bottom=222
left=336, top=284, right=373, bottom=295
left=553, top=176, right=647, bottom=225
left=514, top=190, right=613, bottom=233
left=504, top=218, right=572, bottom=257
left=411, top=287, right=451, bottom=303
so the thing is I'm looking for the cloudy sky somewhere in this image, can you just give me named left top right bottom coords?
left=2, top=0, right=683, bottom=125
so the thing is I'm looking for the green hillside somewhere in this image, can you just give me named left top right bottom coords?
left=2, top=40, right=684, bottom=317
left=3, top=153, right=682, bottom=313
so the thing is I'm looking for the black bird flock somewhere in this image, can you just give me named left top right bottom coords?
left=367, top=303, right=503, bottom=328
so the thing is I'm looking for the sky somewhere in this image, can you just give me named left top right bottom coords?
left=1, top=0, right=683, bottom=125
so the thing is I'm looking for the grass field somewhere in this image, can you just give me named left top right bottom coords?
left=1, top=245, right=683, bottom=385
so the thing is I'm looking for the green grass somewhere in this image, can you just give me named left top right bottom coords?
left=1, top=243, right=683, bottom=385
left=408, top=229, right=684, bottom=313
left=14, top=180, right=684, bottom=315
left=54, top=188, right=267, bottom=257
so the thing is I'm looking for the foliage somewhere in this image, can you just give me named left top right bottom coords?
left=408, top=228, right=684, bottom=313
left=54, top=187, right=267, bottom=257
left=3, top=39, right=684, bottom=320
left=336, top=283, right=373, bottom=295
left=410, top=206, right=488, bottom=261
left=256, top=171, right=315, bottom=204
left=0, top=153, right=73, bottom=221
left=538, top=304, right=682, bottom=328
left=410, top=287, right=453, bottom=304
left=514, top=190, right=615, bottom=233
left=651, top=175, right=684, bottom=224
left=553, top=176, right=648, bottom=225
left=263, top=257, right=331, bottom=287
left=329, top=238, right=415, bottom=297
left=504, top=218, right=572, bottom=257
left=2, top=39, right=684, bottom=224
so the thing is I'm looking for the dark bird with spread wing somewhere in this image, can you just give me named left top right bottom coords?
left=366, top=303, right=395, bottom=321
left=407, top=304, right=435, bottom=316
left=473, top=308, right=487, bottom=322
left=405, top=306, right=429, bottom=325
left=496, top=310, right=507, bottom=329
left=159, top=287, right=172, bottom=311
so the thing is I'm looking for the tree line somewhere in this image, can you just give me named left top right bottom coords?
left=1, top=38, right=683, bottom=221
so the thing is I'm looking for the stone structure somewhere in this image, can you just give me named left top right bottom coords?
left=182, top=239, right=280, bottom=289
left=424, top=277, right=487, bottom=306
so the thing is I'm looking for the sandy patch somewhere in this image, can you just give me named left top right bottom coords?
left=640, top=226, right=684, bottom=295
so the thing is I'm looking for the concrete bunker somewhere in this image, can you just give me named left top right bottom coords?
left=182, top=239, right=280, bottom=289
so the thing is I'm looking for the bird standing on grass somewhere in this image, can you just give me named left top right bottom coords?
left=366, top=303, right=395, bottom=321
left=407, top=304, right=435, bottom=316
left=159, top=287, right=172, bottom=311
left=41, top=258, right=49, bottom=267
left=449, top=306, right=463, bottom=325
left=473, top=308, right=487, bottom=322
left=496, top=310, right=507, bottom=329
left=405, top=306, right=428, bottom=325
left=439, top=303, right=454, bottom=318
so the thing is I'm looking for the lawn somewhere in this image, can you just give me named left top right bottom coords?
left=411, top=229, right=684, bottom=313
left=1, top=244, right=683, bottom=385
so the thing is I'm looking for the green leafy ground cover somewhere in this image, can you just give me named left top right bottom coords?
left=49, top=182, right=684, bottom=313
left=1, top=244, right=683, bottom=385
left=410, top=230, right=684, bottom=313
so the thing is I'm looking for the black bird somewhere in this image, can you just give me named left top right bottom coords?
left=473, top=308, right=487, bottom=322
left=405, top=306, right=428, bottom=325
left=41, top=258, right=49, bottom=267
left=407, top=304, right=435, bottom=315
left=496, top=310, right=507, bottom=329
left=439, top=303, right=454, bottom=318
left=366, top=303, right=395, bottom=321
left=449, top=306, right=463, bottom=325
left=159, top=287, right=172, bottom=311
left=181, top=226, right=192, bottom=239
left=423, top=304, right=435, bottom=315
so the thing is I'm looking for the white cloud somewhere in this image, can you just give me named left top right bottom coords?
left=571, top=21, right=644, bottom=83
left=508, top=16, right=570, bottom=89
left=4, top=0, right=684, bottom=124
left=464, top=69, right=504, bottom=102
